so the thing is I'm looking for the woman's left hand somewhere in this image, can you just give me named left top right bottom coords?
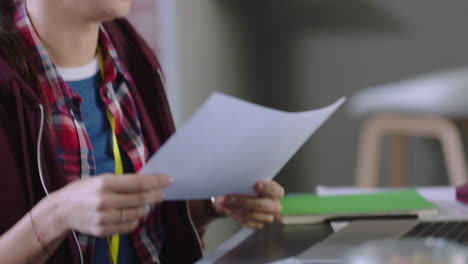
left=215, top=180, right=285, bottom=229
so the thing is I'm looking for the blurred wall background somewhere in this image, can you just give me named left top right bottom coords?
left=129, top=0, right=468, bottom=254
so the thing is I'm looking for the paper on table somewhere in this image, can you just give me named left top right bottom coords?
left=140, top=93, right=345, bottom=200
left=316, top=185, right=468, bottom=220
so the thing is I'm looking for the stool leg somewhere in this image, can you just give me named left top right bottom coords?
left=390, top=134, right=409, bottom=187
left=436, top=119, right=468, bottom=186
left=355, top=116, right=386, bottom=187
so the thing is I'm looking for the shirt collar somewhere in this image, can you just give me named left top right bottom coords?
left=14, top=2, right=133, bottom=87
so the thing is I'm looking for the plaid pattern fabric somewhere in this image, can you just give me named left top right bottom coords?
left=15, top=4, right=164, bottom=263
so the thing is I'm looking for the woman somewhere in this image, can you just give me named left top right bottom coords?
left=0, top=0, right=284, bottom=263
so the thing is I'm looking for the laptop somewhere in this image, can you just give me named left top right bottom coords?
left=296, top=219, right=468, bottom=263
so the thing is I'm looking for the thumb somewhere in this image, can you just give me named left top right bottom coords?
left=216, top=196, right=232, bottom=215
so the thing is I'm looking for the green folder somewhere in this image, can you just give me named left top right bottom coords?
left=280, top=190, right=437, bottom=225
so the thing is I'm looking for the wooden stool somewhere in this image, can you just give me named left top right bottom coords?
left=350, top=68, right=468, bottom=187
left=355, top=114, right=468, bottom=187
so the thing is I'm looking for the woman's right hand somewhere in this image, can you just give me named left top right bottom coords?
left=50, top=173, right=172, bottom=238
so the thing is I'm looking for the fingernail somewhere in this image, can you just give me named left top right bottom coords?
left=164, top=175, right=173, bottom=185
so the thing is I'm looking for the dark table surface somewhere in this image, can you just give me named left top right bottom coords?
left=214, top=223, right=334, bottom=264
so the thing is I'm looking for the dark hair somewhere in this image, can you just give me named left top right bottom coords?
left=0, top=0, right=46, bottom=105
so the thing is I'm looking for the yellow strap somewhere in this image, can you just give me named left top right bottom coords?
left=98, top=49, right=121, bottom=264
left=107, top=110, right=124, bottom=175
left=107, top=233, right=120, bottom=264
left=107, top=109, right=121, bottom=264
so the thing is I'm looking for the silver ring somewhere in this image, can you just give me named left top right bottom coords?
left=120, top=208, right=126, bottom=223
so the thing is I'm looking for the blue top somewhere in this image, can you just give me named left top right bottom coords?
left=67, top=71, right=139, bottom=264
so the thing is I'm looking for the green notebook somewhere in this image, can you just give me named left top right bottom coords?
left=280, top=190, right=438, bottom=225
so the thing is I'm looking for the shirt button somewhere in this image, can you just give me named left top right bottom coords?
left=106, top=91, right=112, bottom=100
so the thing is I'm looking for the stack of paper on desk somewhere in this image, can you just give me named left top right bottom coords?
left=140, top=93, right=345, bottom=200
left=316, top=185, right=468, bottom=221
left=280, top=190, right=438, bottom=225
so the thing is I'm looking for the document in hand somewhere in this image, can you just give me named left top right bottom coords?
left=280, top=190, right=438, bottom=225
left=140, top=93, right=345, bottom=200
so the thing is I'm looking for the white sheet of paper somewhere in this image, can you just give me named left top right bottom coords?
left=140, top=93, right=345, bottom=200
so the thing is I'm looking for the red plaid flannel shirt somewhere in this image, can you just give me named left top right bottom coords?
left=15, top=3, right=165, bottom=263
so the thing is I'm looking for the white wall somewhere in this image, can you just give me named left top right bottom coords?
left=159, top=0, right=255, bottom=125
